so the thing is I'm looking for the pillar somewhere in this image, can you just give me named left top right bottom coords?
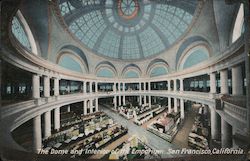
left=144, top=82, right=146, bottom=91
left=168, top=97, right=171, bottom=113
left=54, top=77, right=59, bottom=96
left=44, top=76, right=50, bottom=97
left=148, top=82, right=151, bottom=91
left=139, top=82, right=141, bottom=91
left=210, top=72, right=216, bottom=94
left=84, top=100, right=87, bottom=115
left=144, top=95, right=147, bottom=105
left=95, top=82, right=98, bottom=93
left=67, top=81, right=70, bottom=93
left=139, top=95, right=142, bottom=105
left=168, top=80, right=171, bottom=91
left=33, top=115, right=42, bottom=153
left=180, top=79, right=184, bottom=92
left=123, top=95, right=126, bottom=105
left=174, top=98, right=178, bottom=112
left=232, top=65, right=243, bottom=95
left=220, top=69, right=229, bottom=94
left=95, top=98, right=99, bottom=112
left=123, top=83, right=125, bottom=92
left=67, top=105, right=70, bottom=112
left=153, top=96, right=157, bottom=103
left=113, top=83, right=116, bottom=92
left=119, top=83, right=121, bottom=92
left=174, top=79, right=177, bottom=91
left=149, top=96, right=151, bottom=108
left=44, top=111, right=51, bottom=139
left=113, top=97, right=117, bottom=110
left=180, top=99, right=184, bottom=119
left=221, top=119, right=232, bottom=148
left=90, top=82, right=92, bottom=93
left=83, top=81, right=86, bottom=93
left=54, top=107, right=60, bottom=131
left=210, top=106, right=220, bottom=140
left=118, top=95, right=122, bottom=106
left=90, top=99, right=93, bottom=113
left=32, top=74, right=40, bottom=99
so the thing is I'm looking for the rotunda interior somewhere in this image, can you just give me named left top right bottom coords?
left=0, top=0, right=249, bottom=161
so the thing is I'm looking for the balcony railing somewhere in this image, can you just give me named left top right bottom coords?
left=221, top=95, right=246, bottom=108
left=221, top=95, right=247, bottom=122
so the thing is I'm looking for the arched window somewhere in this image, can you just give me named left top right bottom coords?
left=58, top=55, right=84, bottom=73
left=12, top=17, right=31, bottom=50
left=96, top=68, right=114, bottom=78
left=178, top=46, right=209, bottom=70
left=232, top=4, right=244, bottom=43
left=124, top=70, right=139, bottom=78
left=150, top=66, right=168, bottom=77
left=11, top=10, right=38, bottom=54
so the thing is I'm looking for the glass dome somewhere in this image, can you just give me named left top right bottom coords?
left=58, top=0, right=198, bottom=60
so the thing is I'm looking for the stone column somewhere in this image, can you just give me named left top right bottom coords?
left=33, top=115, right=42, bottom=153
left=54, top=107, right=60, bottom=131
left=180, top=99, right=184, bottom=119
left=210, top=72, right=216, bottom=94
left=210, top=106, right=220, bottom=140
left=118, top=95, right=122, bottom=106
left=180, top=79, right=184, bottom=92
left=95, top=82, right=98, bottom=93
left=174, top=98, right=178, bottom=112
left=139, top=82, right=141, bottom=91
left=148, top=82, right=151, bottom=91
left=113, top=83, right=116, bottom=92
left=67, top=81, right=70, bottom=93
left=54, top=77, right=59, bottom=96
left=168, top=97, right=171, bottom=113
left=32, top=74, right=40, bottom=99
left=83, top=81, right=86, bottom=93
left=123, top=83, right=125, bottom=92
left=95, top=98, right=99, bottom=111
left=44, top=76, right=50, bottom=97
left=221, top=118, right=232, bottom=148
left=174, top=79, right=177, bottom=91
left=232, top=65, right=243, bottom=95
left=84, top=100, right=87, bottom=115
left=113, top=97, right=117, bottom=110
left=123, top=95, right=126, bottom=105
left=168, top=80, right=171, bottom=91
left=144, top=95, right=147, bottom=105
left=144, top=82, right=146, bottom=91
left=90, top=99, right=93, bottom=113
left=118, top=83, right=122, bottom=93
left=139, top=95, right=142, bottom=105
left=220, top=69, right=229, bottom=94
left=67, top=105, right=70, bottom=112
left=90, top=82, right=93, bottom=93
left=44, top=111, right=51, bottom=139
left=149, top=96, right=151, bottom=108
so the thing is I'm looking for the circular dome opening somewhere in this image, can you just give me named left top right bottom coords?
left=118, top=0, right=139, bottom=20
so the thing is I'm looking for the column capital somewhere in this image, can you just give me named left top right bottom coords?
left=43, top=75, right=51, bottom=78
left=33, top=73, right=42, bottom=76
left=209, top=72, right=216, bottom=75
left=52, top=76, right=60, bottom=80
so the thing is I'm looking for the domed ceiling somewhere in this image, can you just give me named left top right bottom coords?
left=57, top=0, right=198, bottom=60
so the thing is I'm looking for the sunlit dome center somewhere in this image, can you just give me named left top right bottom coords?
left=118, top=0, right=139, bottom=20
left=58, top=0, right=198, bottom=60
